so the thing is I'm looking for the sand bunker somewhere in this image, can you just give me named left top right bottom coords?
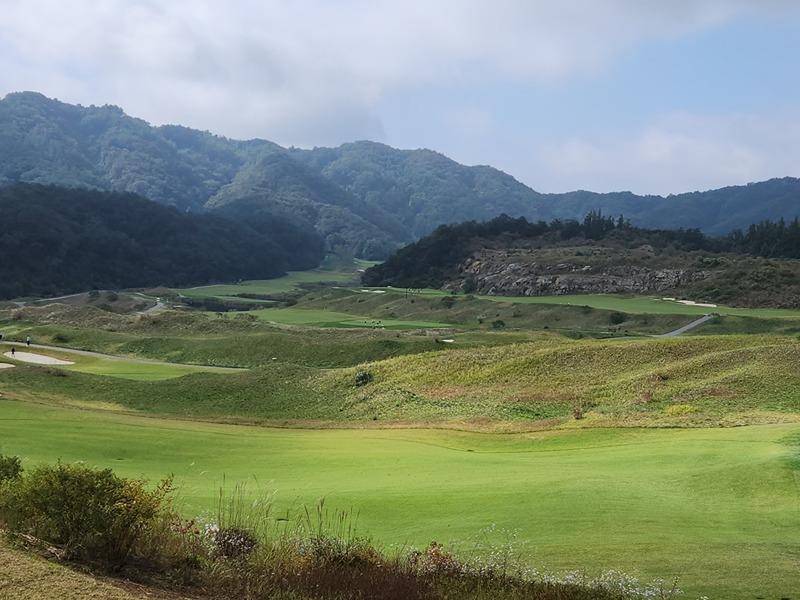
left=3, top=351, right=74, bottom=365
left=0, top=363, right=14, bottom=369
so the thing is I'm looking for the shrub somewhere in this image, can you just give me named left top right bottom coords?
left=214, top=526, right=258, bottom=559
left=0, top=454, right=22, bottom=484
left=355, top=370, right=373, bottom=387
left=0, top=461, right=172, bottom=571
left=440, top=296, right=456, bottom=309
left=609, top=311, right=627, bottom=325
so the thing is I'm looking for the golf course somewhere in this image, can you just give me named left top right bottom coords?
left=1, top=277, right=799, bottom=599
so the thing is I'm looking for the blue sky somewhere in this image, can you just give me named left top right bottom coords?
left=2, top=1, right=799, bottom=196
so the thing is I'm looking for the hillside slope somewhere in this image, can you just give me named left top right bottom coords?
left=0, top=183, right=323, bottom=299
left=2, top=92, right=800, bottom=257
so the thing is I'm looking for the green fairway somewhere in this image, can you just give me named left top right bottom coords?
left=242, top=306, right=453, bottom=329
left=63, top=355, right=243, bottom=380
left=179, top=270, right=360, bottom=300
left=479, top=292, right=800, bottom=318
left=0, top=399, right=796, bottom=599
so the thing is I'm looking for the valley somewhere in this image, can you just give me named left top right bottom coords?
left=1, top=272, right=799, bottom=599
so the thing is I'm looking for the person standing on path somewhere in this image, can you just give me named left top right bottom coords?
left=25, top=335, right=30, bottom=346
left=11, top=347, right=15, bottom=357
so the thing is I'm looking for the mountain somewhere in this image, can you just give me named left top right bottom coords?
left=2, top=91, right=800, bottom=259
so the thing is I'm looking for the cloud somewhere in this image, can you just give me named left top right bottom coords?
left=531, top=109, right=800, bottom=195
left=1, top=1, right=799, bottom=192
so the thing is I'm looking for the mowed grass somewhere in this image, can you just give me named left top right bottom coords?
left=480, top=292, right=800, bottom=318
left=179, top=269, right=361, bottom=300
left=241, top=306, right=453, bottom=329
left=0, top=399, right=796, bottom=600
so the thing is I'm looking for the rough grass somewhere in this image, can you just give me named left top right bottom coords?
left=0, top=539, right=195, bottom=599
left=317, top=334, right=800, bottom=426
left=3, top=327, right=800, bottom=427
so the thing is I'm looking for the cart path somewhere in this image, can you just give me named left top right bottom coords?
left=654, top=314, right=716, bottom=338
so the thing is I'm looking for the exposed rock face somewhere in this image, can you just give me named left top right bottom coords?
left=459, top=255, right=710, bottom=296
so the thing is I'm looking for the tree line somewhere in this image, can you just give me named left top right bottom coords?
left=362, top=211, right=800, bottom=289
left=0, top=183, right=324, bottom=299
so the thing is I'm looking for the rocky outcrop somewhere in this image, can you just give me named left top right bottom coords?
left=458, top=255, right=710, bottom=296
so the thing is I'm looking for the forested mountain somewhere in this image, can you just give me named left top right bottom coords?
left=2, top=91, right=800, bottom=260
left=0, top=184, right=323, bottom=299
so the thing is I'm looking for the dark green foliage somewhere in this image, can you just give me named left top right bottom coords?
left=0, top=461, right=172, bottom=571
left=608, top=312, right=627, bottom=325
left=0, top=183, right=324, bottom=299
left=354, top=370, right=373, bottom=387
left=363, top=214, right=549, bottom=288
left=0, top=454, right=22, bottom=484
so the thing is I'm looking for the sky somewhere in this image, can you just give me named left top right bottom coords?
left=2, top=0, right=800, bottom=196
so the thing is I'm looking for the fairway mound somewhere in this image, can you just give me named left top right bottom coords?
left=4, top=351, right=74, bottom=365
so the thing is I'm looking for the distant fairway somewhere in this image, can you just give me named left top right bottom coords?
left=480, top=292, right=800, bottom=318
left=242, top=306, right=454, bottom=329
left=179, top=270, right=361, bottom=301
left=0, top=399, right=796, bottom=600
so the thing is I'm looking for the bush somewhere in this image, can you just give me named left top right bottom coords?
left=609, top=311, right=627, bottom=325
left=355, top=370, right=373, bottom=387
left=0, top=454, right=22, bottom=484
left=0, top=461, right=172, bottom=571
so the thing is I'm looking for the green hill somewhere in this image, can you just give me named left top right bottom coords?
left=0, top=183, right=323, bottom=299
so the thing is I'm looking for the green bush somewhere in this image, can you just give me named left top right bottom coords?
left=0, top=454, right=22, bottom=484
left=355, top=370, right=373, bottom=387
left=609, top=311, right=627, bottom=325
left=0, top=461, right=172, bottom=571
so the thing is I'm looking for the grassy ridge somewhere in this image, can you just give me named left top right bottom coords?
left=319, top=334, right=800, bottom=426
left=2, top=333, right=800, bottom=426
left=0, top=399, right=797, bottom=599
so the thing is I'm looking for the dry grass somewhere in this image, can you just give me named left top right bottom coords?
left=0, top=539, right=201, bottom=600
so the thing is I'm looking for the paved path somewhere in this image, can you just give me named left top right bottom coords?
left=654, top=314, right=716, bottom=338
